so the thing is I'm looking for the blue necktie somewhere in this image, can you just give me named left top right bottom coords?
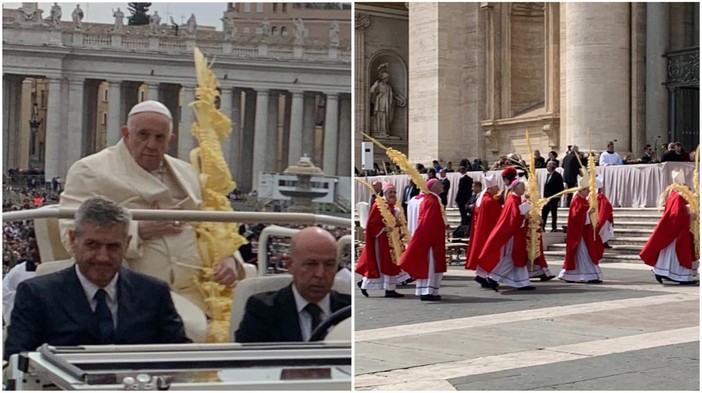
left=94, top=289, right=115, bottom=344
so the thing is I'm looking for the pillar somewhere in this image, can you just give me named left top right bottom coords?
left=147, top=82, right=159, bottom=101
left=645, top=2, right=670, bottom=149
left=302, top=93, right=316, bottom=159
left=44, top=78, right=62, bottom=181
left=179, top=86, right=196, bottom=160
left=219, top=86, right=233, bottom=164
left=564, top=3, right=630, bottom=152
left=106, top=80, right=122, bottom=146
left=66, top=78, right=85, bottom=170
left=266, top=91, right=279, bottom=173
left=252, top=89, right=269, bottom=189
left=323, top=93, right=339, bottom=175
left=287, top=91, right=304, bottom=165
left=241, top=90, right=256, bottom=192
left=337, top=95, right=352, bottom=176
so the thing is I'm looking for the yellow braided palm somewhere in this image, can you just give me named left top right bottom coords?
left=190, top=47, right=247, bottom=342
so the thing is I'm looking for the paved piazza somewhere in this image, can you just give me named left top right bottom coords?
left=354, top=263, right=699, bottom=390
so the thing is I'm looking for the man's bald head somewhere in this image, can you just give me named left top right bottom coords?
left=288, top=227, right=338, bottom=304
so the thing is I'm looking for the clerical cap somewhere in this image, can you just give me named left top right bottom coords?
left=578, top=172, right=590, bottom=189
left=672, top=170, right=686, bottom=185
left=382, top=182, right=396, bottom=192
left=427, top=178, right=439, bottom=191
left=484, top=174, right=500, bottom=188
left=595, top=175, right=604, bottom=189
left=501, top=166, right=518, bottom=181
left=128, top=100, right=173, bottom=121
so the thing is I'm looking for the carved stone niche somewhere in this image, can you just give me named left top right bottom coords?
left=542, top=120, right=560, bottom=148
left=484, top=128, right=499, bottom=153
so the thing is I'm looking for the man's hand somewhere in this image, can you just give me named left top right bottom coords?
left=138, top=221, right=183, bottom=240
left=213, top=256, right=241, bottom=287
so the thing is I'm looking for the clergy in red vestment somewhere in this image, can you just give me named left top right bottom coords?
left=356, top=183, right=411, bottom=298
left=596, top=175, right=615, bottom=248
left=639, top=170, right=698, bottom=284
left=399, top=179, right=446, bottom=301
left=465, top=175, right=503, bottom=286
left=558, top=173, right=604, bottom=283
left=476, top=179, right=535, bottom=290
left=499, top=167, right=518, bottom=206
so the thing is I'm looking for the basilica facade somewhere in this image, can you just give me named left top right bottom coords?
left=355, top=2, right=699, bottom=168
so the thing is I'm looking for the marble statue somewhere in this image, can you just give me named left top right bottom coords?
left=186, top=13, right=197, bottom=35
left=19, top=3, right=43, bottom=24
left=370, top=63, right=406, bottom=137
left=221, top=15, right=236, bottom=41
left=112, top=8, right=124, bottom=33
left=329, top=20, right=340, bottom=47
left=260, top=18, right=271, bottom=39
left=150, top=11, right=161, bottom=34
left=49, top=3, right=61, bottom=28
left=71, top=4, right=83, bottom=30
left=293, top=18, right=307, bottom=46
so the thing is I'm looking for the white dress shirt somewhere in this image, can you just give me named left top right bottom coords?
left=291, top=284, right=331, bottom=342
left=75, top=265, right=119, bottom=328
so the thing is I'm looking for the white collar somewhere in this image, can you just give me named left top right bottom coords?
left=75, top=264, right=119, bottom=303
left=291, top=283, right=331, bottom=316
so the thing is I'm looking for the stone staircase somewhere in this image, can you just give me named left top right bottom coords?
left=444, top=207, right=659, bottom=264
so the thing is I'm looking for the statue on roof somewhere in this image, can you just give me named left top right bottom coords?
left=71, top=4, right=83, bottom=30
left=49, top=3, right=62, bottom=28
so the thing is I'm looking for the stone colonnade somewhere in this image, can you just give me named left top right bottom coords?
left=2, top=75, right=351, bottom=191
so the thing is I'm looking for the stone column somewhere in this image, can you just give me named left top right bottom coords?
left=355, top=13, right=370, bottom=170
left=252, top=89, right=269, bottom=189
left=19, top=79, right=33, bottom=169
left=322, top=93, right=339, bottom=175
left=287, top=91, right=304, bottom=166
left=219, top=87, right=233, bottom=164
left=302, top=93, right=316, bottom=158
left=66, top=78, right=85, bottom=171
left=106, top=80, right=122, bottom=146
left=178, top=86, right=196, bottom=160
left=241, top=91, right=256, bottom=192
left=337, top=95, right=352, bottom=176
left=645, top=2, right=670, bottom=149
left=564, top=3, right=630, bottom=151
left=3, top=76, right=22, bottom=171
left=228, top=88, right=242, bottom=183
left=147, top=82, right=159, bottom=101
left=631, top=3, right=646, bottom=157
left=408, top=3, right=484, bottom=163
left=44, top=78, right=63, bottom=181
left=266, top=91, right=279, bottom=172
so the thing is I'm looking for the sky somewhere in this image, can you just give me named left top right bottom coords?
left=5, top=2, right=230, bottom=29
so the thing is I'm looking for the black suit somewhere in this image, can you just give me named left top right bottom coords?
left=534, top=156, right=546, bottom=169
left=439, top=177, right=450, bottom=207
left=4, top=266, right=190, bottom=360
left=401, top=183, right=419, bottom=215
left=455, top=175, right=474, bottom=225
left=235, top=284, right=351, bottom=343
left=541, top=170, right=565, bottom=231
left=661, top=150, right=683, bottom=162
left=640, top=153, right=654, bottom=163
left=562, top=152, right=581, bottom=206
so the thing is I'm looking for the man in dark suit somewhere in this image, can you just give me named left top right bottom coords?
left=401, top=180, right=419, bottom=215
left=541, top=161, right=565, bottom=232
left=661, top=143, right=683, bottom=162
left=562, top=145, right=582, bottom=207
left=4, top=197, right=189, bottom=360
left=454, top=166, right=473, bottom=225
left=235, top=227, right=351, bottom=343
left=640, top=144, right=657, bottom=163
left=438, top=169, right=450, bottom=207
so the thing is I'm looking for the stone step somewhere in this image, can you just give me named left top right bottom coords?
left=547, top=243, right=643, bottom=255
left=606, top=237, right=649, bottom=246
left=542, top=251, right=644, bottom=264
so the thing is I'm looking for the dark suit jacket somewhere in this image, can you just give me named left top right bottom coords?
left=455, top=175, right=474, bottom=206
left=661, top=150, right=683, bottom=162
left=640, top=153, right=653, bottom=163
left=401, top=183, right=420, bottom=213
left=534, top=157, right=546, bottom=169
left=4, top=266, right=190, bottom=360
left=235, top=283, right=351, bottom=343
left=562, top=152, right=582, bottom=185
left=439, top=178, right=450, bottom=206
left=543, top=170, right=565, bottom=198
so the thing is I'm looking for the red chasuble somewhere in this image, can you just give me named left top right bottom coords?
left=478, top=193, right=528, bottom=273
left=597, top=193, right=614, bottom=232
left=564, top=194, right=604, bottom=270
left=465, top=192, right=503, bottom=270
left=356, top=202, right=403, bottom=279
left=640, top=192, right=696, bottom=269
left=398, top=193, right=446, bottom=279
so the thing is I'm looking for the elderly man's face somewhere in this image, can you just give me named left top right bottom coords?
left=69, top=223, right=130, bottom=288
left=288, top=228, right=338, bottom=304
left=578, top=188, right=589, bottom=198
left=384, top=188, right=397, bottom=204
left=121, top=112, right=174, bottom=172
